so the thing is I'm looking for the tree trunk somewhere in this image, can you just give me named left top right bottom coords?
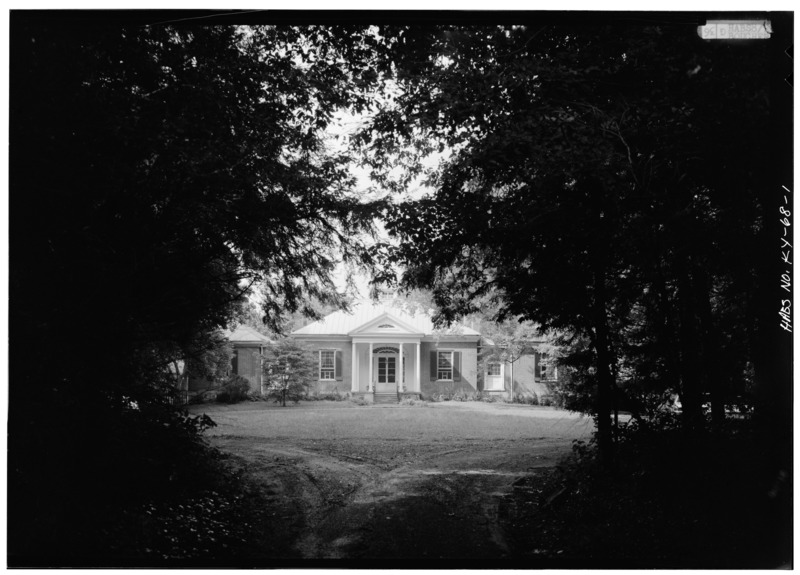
left=653, top=259, right=682, bottom=408
left=586, top=181, right=615, bottom=463
left=693, top=265, right=725, bottom=431
left=592, top=297, right=615, bottom=462
left=675, top=257, right=705, bottom=435
left=590, top=239, right=615, bottom=463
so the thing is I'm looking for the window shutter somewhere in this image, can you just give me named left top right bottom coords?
left=430, top=351, right=438, bottom=381
left=241, top=349, right=251, bottom=377
left=453, top=352, right=461, bottom=382
left=335, top=350, right=343, bottom=381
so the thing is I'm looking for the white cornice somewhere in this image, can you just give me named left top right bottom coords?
left=348, top=310, right=422, bottom=336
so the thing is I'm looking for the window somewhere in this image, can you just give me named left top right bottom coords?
left=539, top=359, right=557, bottom=380
left=487, top=363, right=502, bottom=377
left=437, top=351, right=454, bottom=380
left=320, top=350, right=335, bottom=380
left=378, top=324, right=395, bottom=329
left=378, top=356, right=396, bottom=383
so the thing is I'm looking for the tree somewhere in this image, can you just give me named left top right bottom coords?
left=262, top=339, right=318, bottom=406
left=10, top=17, right=392, bottom=412
left=360, top=20, right=774, bottom=459
left=184, top=331, right=235, bottom=388
left=9, top=15, right=387, bottom=562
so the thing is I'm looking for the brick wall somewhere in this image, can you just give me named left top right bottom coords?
left=420, top=340, right=479, bottom=398
left=296, top=339, right=352, bottom=395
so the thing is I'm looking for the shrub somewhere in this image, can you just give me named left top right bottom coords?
left=188, top=392, right=207, bottom=405
left=400, top=397, right=429, bottom=407
left=215, top=375, right=250, bottom=404
left=315, top=392, right=347, bottom=401
left=350, top=396, right=368, bottom=406
left=512, top=393, right=539, bottom=405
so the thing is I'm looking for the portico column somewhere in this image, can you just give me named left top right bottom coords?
left=351, top=342, right=358, bottom=392
left=368, top=342, right=374, bottom=392
left=416, top=342, right=421, bottom=393
left=399, top=342, right=404, bottom=392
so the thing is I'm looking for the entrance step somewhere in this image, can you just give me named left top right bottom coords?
left=373, top=392, right=399, bottom=404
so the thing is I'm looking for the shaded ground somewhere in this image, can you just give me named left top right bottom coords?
left=188, top=401, right=592, bottom=566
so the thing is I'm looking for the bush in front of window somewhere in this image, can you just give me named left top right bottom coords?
left=399, top=397, right=429, bottom=407
left=215, top=375, right=251, bottom=404
left=307, top=391, right=349, bottom=401
left=512, top=392, right=540, bottom=405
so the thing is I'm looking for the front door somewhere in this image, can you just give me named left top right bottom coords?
left=374, top=354, right=398, bottom=393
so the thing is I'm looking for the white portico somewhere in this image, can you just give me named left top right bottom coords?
left=349, top=312, right=424, bottom=394
left=292, top=302, right=481, bottom=402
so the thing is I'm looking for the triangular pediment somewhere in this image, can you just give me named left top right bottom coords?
left=348, top=311, right=423, bottom=336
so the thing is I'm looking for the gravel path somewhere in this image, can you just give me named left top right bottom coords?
left=190, top=401, right=593, bottom=562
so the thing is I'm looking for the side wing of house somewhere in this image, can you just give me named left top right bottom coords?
left=232, top=344, right=265, bottom=393
left=479, top=345, right=561, bottom=400
left=189, top=325, right=272, bottom=396
left=503, top=350, right=559, bottom=399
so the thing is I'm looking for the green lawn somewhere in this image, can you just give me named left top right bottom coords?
left=190, top=400, right=593, bottom=442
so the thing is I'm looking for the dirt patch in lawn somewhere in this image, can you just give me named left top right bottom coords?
left=191, top=401, right=592, bottom=565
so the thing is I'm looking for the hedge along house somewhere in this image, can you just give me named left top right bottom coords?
left=291, top=303, right=481, bottom=403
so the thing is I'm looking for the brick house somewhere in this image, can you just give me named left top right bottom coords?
left=291, top=303, right=481, bottom=403
left=291, top=303, right=563, bottom=403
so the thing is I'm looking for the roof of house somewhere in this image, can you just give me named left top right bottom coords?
left=291, top=302, right=480, bottom=337
left=223, top=325, right=272, bottom=344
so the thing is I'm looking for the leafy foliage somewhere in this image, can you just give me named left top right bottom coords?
left=360, top=22, right=774, bottom=454
left=510, top=419, right=789, bottom=568
left=9, top=16, right=387, bottom=565
left=215, top=375, right=252, bottom=404
left=262, top=339, right=318, bottom=406
left=185, top=331, right=235, bottom=384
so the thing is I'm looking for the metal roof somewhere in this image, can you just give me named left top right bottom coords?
left=223, top=325, right=272, bottom=344
left=291, top=302, right=480, bottom=337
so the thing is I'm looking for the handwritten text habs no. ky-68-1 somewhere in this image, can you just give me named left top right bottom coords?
left=779, top=185, right=792, bottom=333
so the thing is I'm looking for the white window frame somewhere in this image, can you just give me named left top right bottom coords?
left=377, top=356, right=397, bottom=384
left=485, top=362, right=504, bottom=391
left=487, top=363, right=502, bottom=377
left=437, top=351, right=454, bottom=381
left=539, top=359, right=557, bottom=380
left=319, top=350, right=335, bottom=381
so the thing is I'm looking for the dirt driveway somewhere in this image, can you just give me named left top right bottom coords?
left=189, top=401, right=593, bottom=563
